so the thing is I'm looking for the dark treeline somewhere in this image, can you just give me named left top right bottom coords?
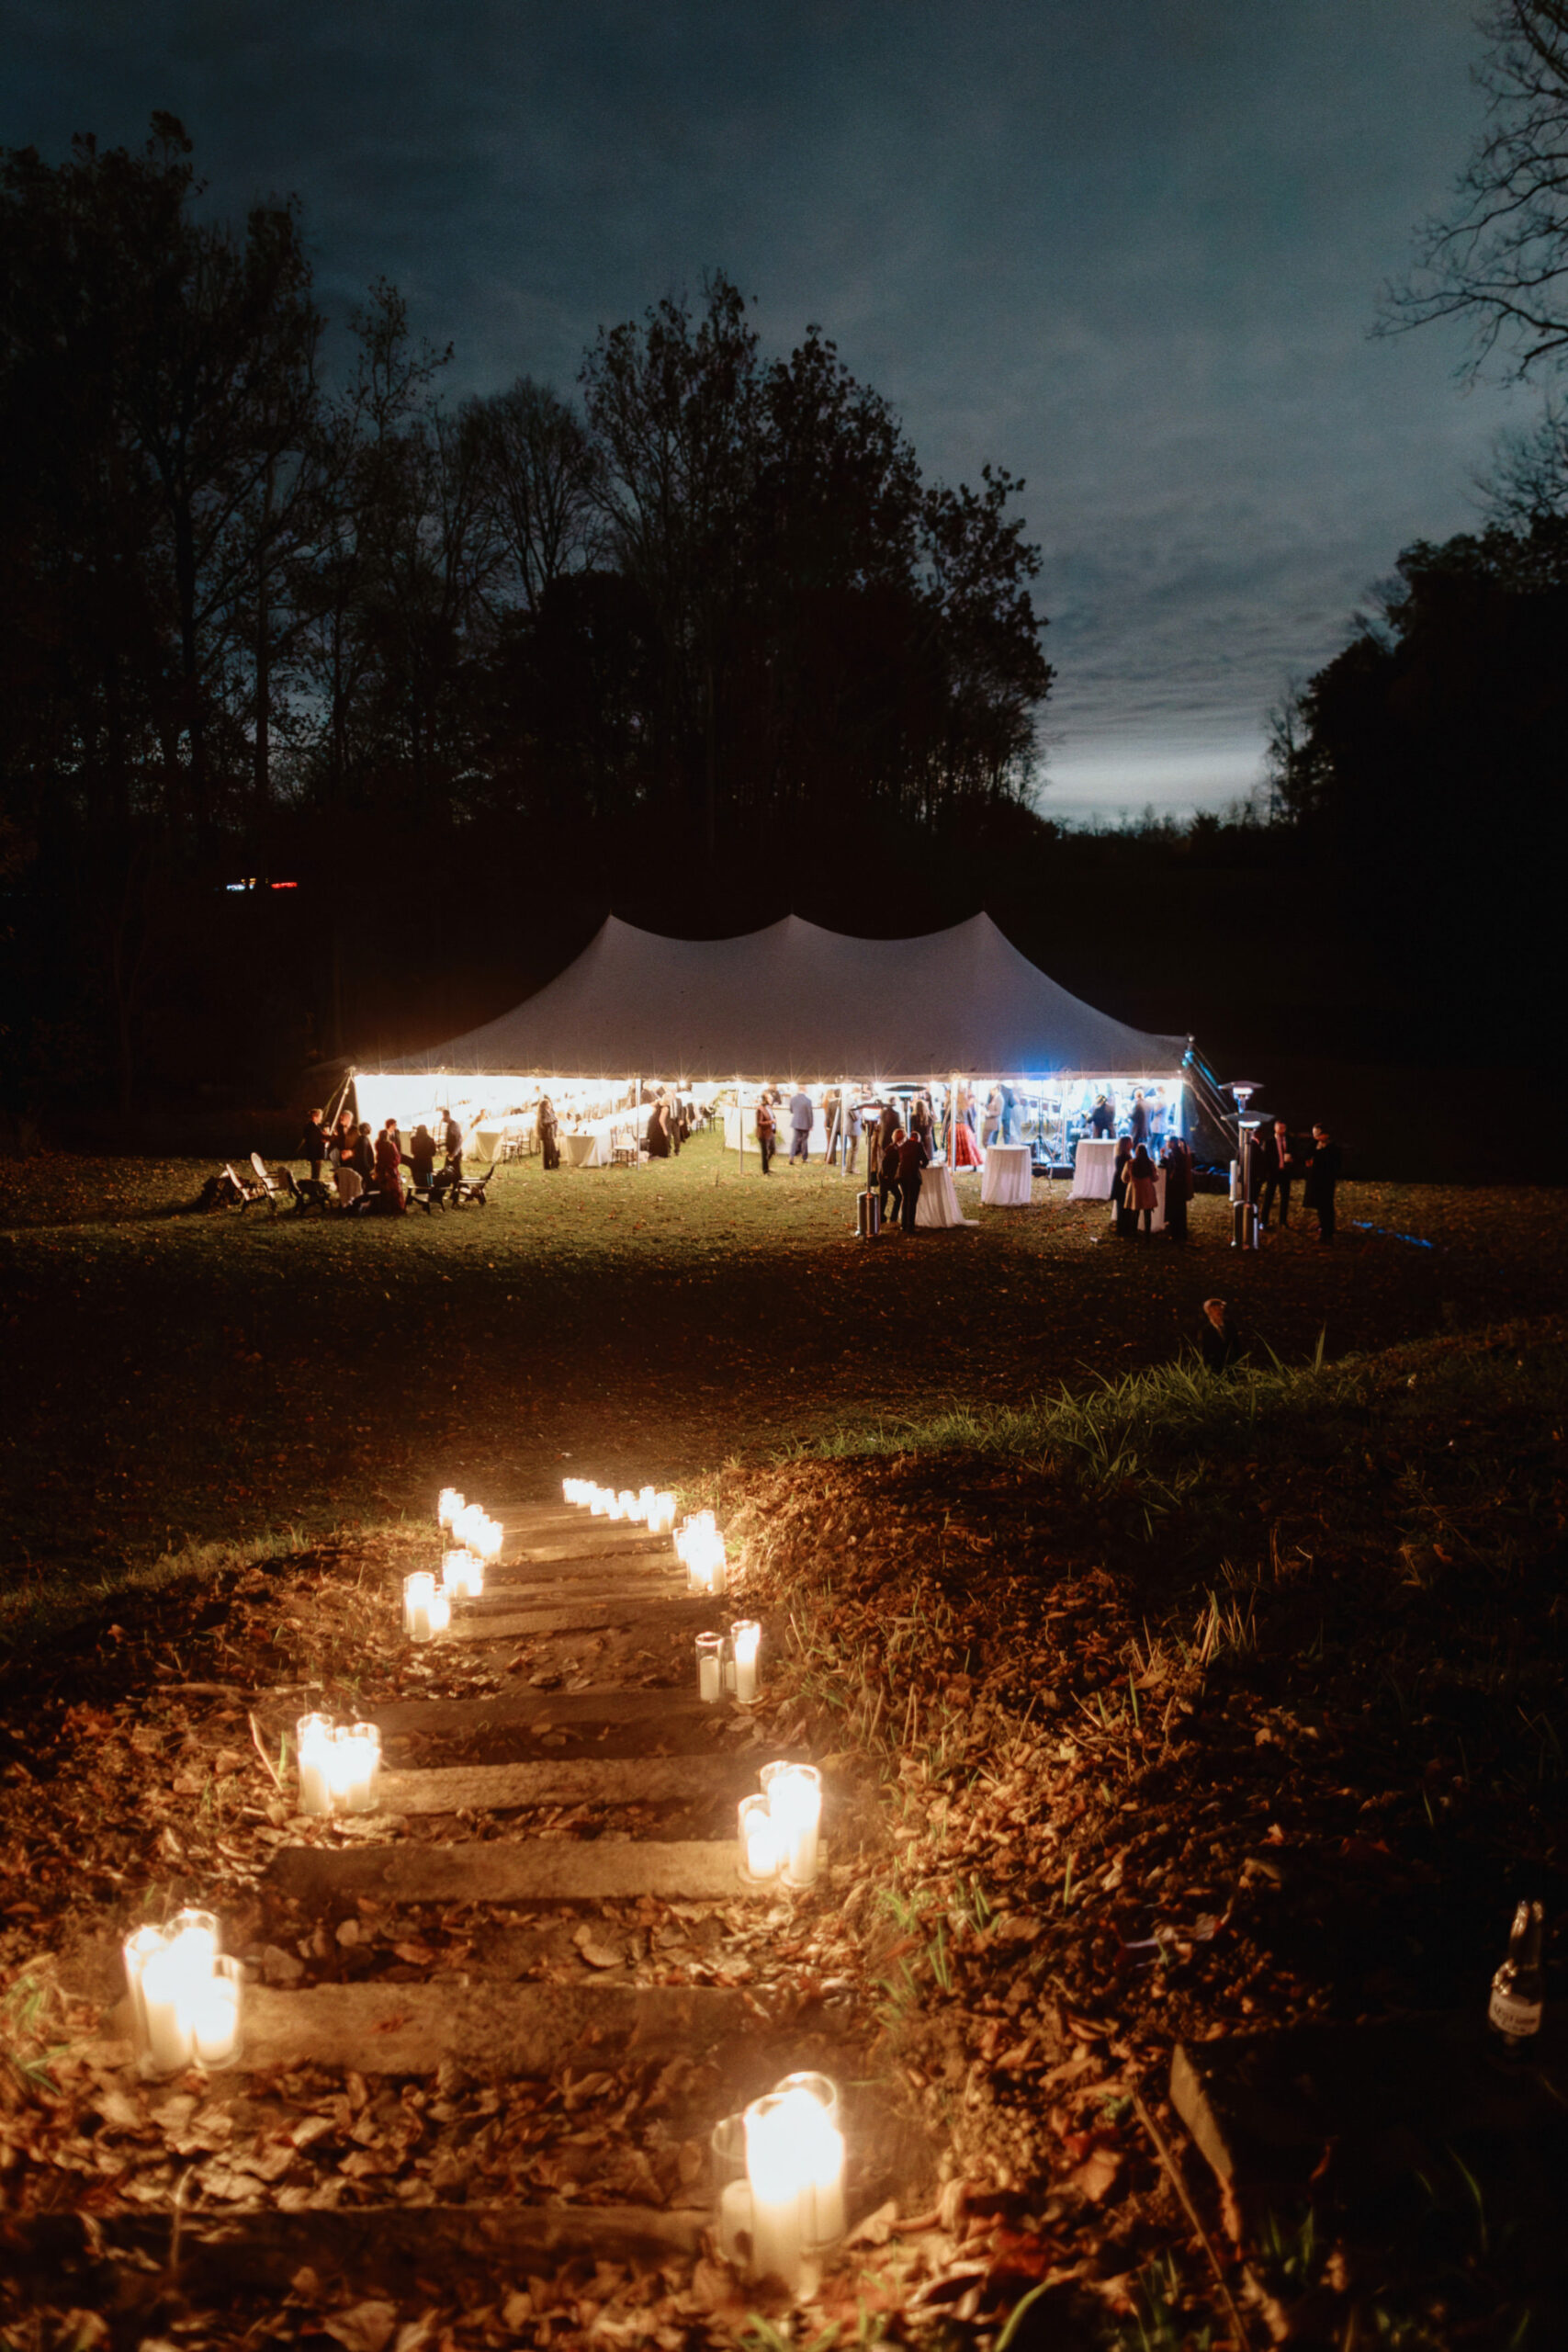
left=0, top=116, right=1560, bottom=1124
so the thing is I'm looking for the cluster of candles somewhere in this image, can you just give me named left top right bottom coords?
left=696, top=1620, right=761, bottom=1705
left=738, top=1760, right=822, bottom=1890
left=713, top=2071, right=846, bottom=2293
left=676, top=1511, right=728, bottom=1597
left=122, top=1910, right=243, bottom=2079
left=560, top=1477, right=677, bottom=1532
left=402, top=1490, right=506, bottom=1638
left=296, top=1712, right=382, bottom=1816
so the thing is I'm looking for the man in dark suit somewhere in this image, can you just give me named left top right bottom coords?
left=1258, top=1118, right=1296, bottom=1229
left=1303, top=1123, right=1342, bottom=1243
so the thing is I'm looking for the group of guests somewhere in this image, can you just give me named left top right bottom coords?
left=1110, top=1131, right=1196, bottom=1243
left=299, top=1105, right=466, bottom=1215
left=1243, top=1118, right=1343, bottom=1243
left=1083, top=1085, right=1172, bottom=1147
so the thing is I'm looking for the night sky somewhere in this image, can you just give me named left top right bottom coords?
left=1, top=1, right=1532, bottom=820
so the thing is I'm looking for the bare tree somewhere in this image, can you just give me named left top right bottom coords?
left=1380, top=2, right=1568, bottom=381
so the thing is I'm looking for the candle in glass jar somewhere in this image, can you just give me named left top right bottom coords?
left=696, top=1631, right=724, bottom=1703
left=743, top=2084, right=843, bottom=2292
left=731, top=1621, right=761, bottom=1705
left=773, top=2074, right=845, bottom=2245
left=191, top=1956, right=243, bottom=2068
left=123, top=1924, right=166, bottom=2060
left=139, top=1944, right=196, bottom=2075
left=296, top=1713, right=334, bottom=1815
left=437, top=1487, right=463, bottom=1530
left=738, top=1793, right=780, bottom=1884
left=341, top=1724, right=380, bottom=1813
left=763, top=1763, right=822, bottom=1887
left=403, top=1571, right=434, bottom=1639
left=427, top=1589, right=450, bottom=1636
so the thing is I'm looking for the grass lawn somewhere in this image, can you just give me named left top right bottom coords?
left=2, top=1136, right=1565, bottom=2346
left=3, top=1127, right=1564, bottom=1600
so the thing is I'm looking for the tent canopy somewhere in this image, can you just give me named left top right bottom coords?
left=359, top=914, right=1186, bottom=1085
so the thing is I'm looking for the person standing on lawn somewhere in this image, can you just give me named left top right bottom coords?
left=1160, top=1130, right=1192, bottom=1244
left=788, top=1086, right=814, bottom=1166
left=299, top=1107, right=328, bottom=1183
left=754, top=1091, right=776, bottom=1175
left=897, top=1122, right=928, bottom=1234
left=879, top=1125, right=906, bottom=1230
left=374, top=1119, right=407, bottom=1214
left=1303, top=1122, right=1342, bottom=1243
left=1111, top=1136, right=1135, bottom=1238
left=440, top=1107, right=463, bottom=1185
left=1127, top=1141, right=1158, bottom=1237
left=537, top=1095, right=559, bottom=1170
left=1258, top=1118, right=1296, bottom=1229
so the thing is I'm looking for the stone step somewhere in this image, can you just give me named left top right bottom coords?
left=240, top=1977, right=748, bottom=2075
left=270, top=1835, right=754, bottom=1907
left=353, top=1688, right=718, bottom=1737
left=436, top=1594, right=736, bottom=1645
left=5, top=2202, right=704, bottom=2300
left=378, top=1753, right=749, bottom=1814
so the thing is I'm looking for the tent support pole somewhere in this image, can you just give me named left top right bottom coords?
left=634, top=1076, right=640, bottom=1170
left=737, top=1077, right=744, bottom=1179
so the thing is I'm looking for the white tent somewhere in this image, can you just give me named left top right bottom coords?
left=355, top=913, right=1186, bottom=1097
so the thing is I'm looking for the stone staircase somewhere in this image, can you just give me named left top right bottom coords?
left=25, top=1501, right=921, bottom=2312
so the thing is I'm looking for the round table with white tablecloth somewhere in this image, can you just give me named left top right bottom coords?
left=914, top=1157, right=970, bottom=1228
left=1069, top=1137, right=1120, bottom=1200
left=980, top=1142, right=1033, bottom=1207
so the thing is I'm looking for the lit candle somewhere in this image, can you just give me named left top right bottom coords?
left=638, top=1486, right=657, bottom=1525
left=743, top=2083, right=845, bottom=2291
left=719, top=2179, right=755, bottom=2266
left=773, top=2074, right=846, bottom=2245
left=477, top=1517, right=503, bottom=1562
left=437, top=1487, right=463, bottom=1530
left=617, top=1489, right=637, bottom=1520
left=731, top=1620, right=761, bottom=1705
left=191, top=1956, right=243, bottom=2069
left=296, top=1713, right=335, bottom=1815
left=139, top=1944, right=195, bottom=2076
left=738, top=1793, right=780, bottom=1885
left=696, top=1632, right=724, bottom=1704
left=763, top=1763, right=822, bottom=1887
left=428, top=1589, right=450, bottom=1636
left=590, top=1487, right=609, bottom=1517
left=403, top=1572, right=435, bottom=1640
left=122, top=1924, right=165, bottom=2060
left=654, top=1490, right=676, bottom=1533
left=333, top=1724, right=380, bottom=1813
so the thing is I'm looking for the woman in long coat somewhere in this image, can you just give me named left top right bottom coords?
left=1127, top=1143, right=1158, bottom=1238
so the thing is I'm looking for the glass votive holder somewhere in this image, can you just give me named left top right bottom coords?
left=438, top=1487, right=463, bottom=1529
left=761, top=1762, right=822, bottom=1888
left=731, top=1620, right=761, bottom=1705
left=738, top=1792, right=781, bottom=1886
left=403, top=1571, right=435, bottom=1639
left=122, top=1924, right=166, bottom=2063
left=191, top=1953, right=244, bottom=2071
left=333, top=1723, right=381, bottom=1814
left=296, top=1712, right=335, bottom=1815
left=696, top=1631, right=725, bottom=1703
left=427, top=1589, right=451, bottom=1636
left=712, top=2112, right=753, bottom=2267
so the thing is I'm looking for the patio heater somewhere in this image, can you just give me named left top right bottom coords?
left=1223, top=1080, right=1262, bottom=1250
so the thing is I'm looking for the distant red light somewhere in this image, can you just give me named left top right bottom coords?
left=270, top=880, right=298, bottom=889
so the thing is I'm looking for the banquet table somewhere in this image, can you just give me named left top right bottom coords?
left=980, top=1142, right=1034, bottom=1207
left=1069, top=1137, right=1120, bottom=1200
left=914, top=1158, right=968, bottom=1229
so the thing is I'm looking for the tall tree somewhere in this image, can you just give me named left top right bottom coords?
left=1381, top=2, right=1568, bottom=381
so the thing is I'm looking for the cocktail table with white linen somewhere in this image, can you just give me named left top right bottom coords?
left=1069, top=1137, right=1120, bottom=1200
left=980, top=1142, right=1033, bottom=1207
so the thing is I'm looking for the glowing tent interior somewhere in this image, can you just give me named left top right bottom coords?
left=349, top=913, right=1190, bottom=1159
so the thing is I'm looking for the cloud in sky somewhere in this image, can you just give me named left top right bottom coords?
left=0, top=0, right=1533, bottom=815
